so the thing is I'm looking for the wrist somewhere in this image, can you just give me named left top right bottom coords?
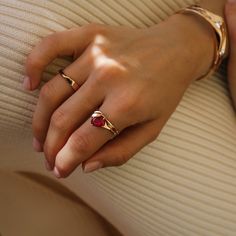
left=199, top=0, right=226, bottom=17
left=166, top=13, right=216, bottom=82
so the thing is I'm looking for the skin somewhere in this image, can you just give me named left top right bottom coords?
left=201, top=0, right=226, bottom=16
left=225, top=1, right=236, bottom=109
left=23, top=1, right=235, bottom=178
left=201, top=0, right=236, bottom=108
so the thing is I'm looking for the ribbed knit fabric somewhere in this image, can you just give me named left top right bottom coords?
left=1, top=1, right=236, bottom=236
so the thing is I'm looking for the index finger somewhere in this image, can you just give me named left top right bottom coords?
left=24, top=24, right=101, bottom=90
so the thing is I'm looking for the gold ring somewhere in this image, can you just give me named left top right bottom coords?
left=91, top=110, right=119, bottom=138
left=59, top=69, right=80, bottom=91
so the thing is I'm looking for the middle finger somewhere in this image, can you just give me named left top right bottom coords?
left=32, top=50, right=92, bottom=147
left=43, top=72, right=106, bottom=169
left=53, top=99, right=131, bottom=178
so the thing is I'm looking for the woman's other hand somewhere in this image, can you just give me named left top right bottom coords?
left=24, top=13, right=215, bottom=178
left=225, top=0, right=236, bottom=109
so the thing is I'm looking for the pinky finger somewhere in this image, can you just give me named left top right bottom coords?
left=82, top=118, right=165, bottom=173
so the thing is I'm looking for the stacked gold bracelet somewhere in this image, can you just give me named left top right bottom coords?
left=178, top=5, right=228, bottom=81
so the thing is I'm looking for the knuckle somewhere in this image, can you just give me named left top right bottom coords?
left=26, top=33, right=57, bottom=69
left=50, top=108, right=68, bottom=131
left=115, top=151, right=129, bottom=166
left=42, top=33, right=58, bottom=48
left=26, top=52, right=43, bottom=70
left=94, top=66, right=122, bottom=85
left=116, top=95, right=137, bottom=115
left=111, top=94, right=145, bottom=127
left=85, top=23, right=106, bottom=34
left=69, top=132, right=90, bottom=155
left=40, top=81, right=56, bottom=101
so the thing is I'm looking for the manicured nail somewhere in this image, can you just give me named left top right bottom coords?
left=228, top=0, right=236, bottom=3
left=32, top=137, right=43, bottom=152
left=83, top=161, right=103, bottom=173
left=53, top=167, right=61, bottom=178
left=23, top=76, right=31, bottom=90
left=44, top=160, right=52, bottom=171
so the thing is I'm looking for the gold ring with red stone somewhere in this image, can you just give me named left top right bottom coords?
left=91, top=110, right=119, bottom=138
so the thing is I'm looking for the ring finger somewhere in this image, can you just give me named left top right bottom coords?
left=53, top=101, right=132, bottom=178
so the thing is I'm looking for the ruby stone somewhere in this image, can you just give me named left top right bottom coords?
left=91, top=116, right=105, bottom=127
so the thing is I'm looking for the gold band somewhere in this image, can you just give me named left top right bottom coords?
left=178, top=5, right=228, bottom=80
left=59, top=69, right=80, bottom=91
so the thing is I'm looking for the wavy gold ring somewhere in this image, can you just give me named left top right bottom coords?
left=58, top=69, right=80, bottom=91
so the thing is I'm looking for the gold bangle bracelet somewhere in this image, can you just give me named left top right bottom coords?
left=177, top=5, right=228, bottom=81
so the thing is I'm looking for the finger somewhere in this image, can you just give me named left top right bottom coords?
left=81, top=119, right=163, bottom=173
left=32, top=48, right=92, bottom=149
left=43, top=75, right=106, bottom=170
left=225, top=1, right=236, bottom=107
left=25, top=23, right=102, bottom=90
left=53, top=100, right=137, bottom=178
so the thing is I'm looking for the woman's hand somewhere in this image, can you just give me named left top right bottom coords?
left=225, top=1, right=236, bottom=109
left=24, top=13, right=214, bottom=178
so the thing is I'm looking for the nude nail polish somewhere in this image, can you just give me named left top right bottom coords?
left=32, top=137, right=43, bottom=152
left=83, top=161, right=103, bottom=173
left=23, top=76, right=31, bottom=90
left=53, top=167, right=61, bottom=178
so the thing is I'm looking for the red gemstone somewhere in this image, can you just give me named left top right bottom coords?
left=91, top=116, right=105, bottom=127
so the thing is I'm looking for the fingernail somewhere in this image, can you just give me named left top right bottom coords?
left=32, top=137, right=43, bottom=152
left=228, top=0, right=236, bottom=3
left=83, top=161, right=103, bottom=173
left=53, top=167, right=61, bottom=178
left=44, top=160, right=52, bottom=171
left=23, top=76, right=31, bottom=90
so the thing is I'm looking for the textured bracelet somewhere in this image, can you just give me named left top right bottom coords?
left=177, top=5, right=228, bottom=80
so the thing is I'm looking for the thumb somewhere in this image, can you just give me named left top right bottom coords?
left=81, top=119, right=164, bottom=173
left=225, top=1, right=236, bottom=108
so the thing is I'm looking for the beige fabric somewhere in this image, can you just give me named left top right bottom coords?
left=0, top=170, right=121, bottom=236
left=0, top=0, right=236, bottom=235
